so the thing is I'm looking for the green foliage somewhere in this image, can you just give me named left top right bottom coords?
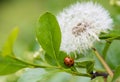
left=17, top=68, right=90, bottom=82
left=36, top=13, right=93, bottom=78
left=106, top=40, right=120, bottom=69
left=45, top=53, right=57, bottom=66
left=57, top=51, right=68, bottom=68
left=86, top=62, right=94, bottom=73
left=0, top=55, right=27, bottom=75
left=75, top=58, right=94, bottom=73
left=18, top=68, right=47, bottom=82
left=99, top=29, right=120, bottom=40
left=112, top=65, right=120, bottom=82
left=35, top=13, right=94, bottom=79
left=0, top=0, right=120, bottom=82
left=0, top=10, right=120, bottom=81
left=0, top=28, right=29, bottom=75
left=1, top=27, right=19, bottom=56
left=36, top=12, right=61, bottom=61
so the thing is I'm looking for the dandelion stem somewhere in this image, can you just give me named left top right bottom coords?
left=92, top=48, right=113, bottom=78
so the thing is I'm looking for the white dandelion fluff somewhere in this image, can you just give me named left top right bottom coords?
left=57, top=2, right=113, bottom=54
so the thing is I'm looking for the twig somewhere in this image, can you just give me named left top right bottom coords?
left=91, top=72, right=108, bottom=80
left=92, top=48, right=113, bottom=78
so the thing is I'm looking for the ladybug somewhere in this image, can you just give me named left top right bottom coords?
left=64, top=56, right=74, bottom=67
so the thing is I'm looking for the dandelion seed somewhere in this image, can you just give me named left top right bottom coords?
left=57, top=2, right=113, bottom=54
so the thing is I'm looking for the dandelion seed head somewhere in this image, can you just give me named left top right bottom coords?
left=57, top=2, right=113, bottom=54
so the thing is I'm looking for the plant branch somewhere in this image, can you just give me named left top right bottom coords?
left=9, top=55, right=91, bottom=77
left=90, top=71, right=108, bottom=80
left=92, top=48, right=113, bottom=78
left=9, top=55, right=59, bottom=68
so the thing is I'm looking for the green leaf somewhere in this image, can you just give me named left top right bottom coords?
left=0, top=55, right=27, bottom=75
left=106, top=40, right=120, bottom=69
left=86, top=61, right=94, bottom=73
left=75, top=58, right=94, bottom=73
left=45, top=53, right=57, bottom=66
left=36, top=12, right=61, bottom=59
left=57, top=51, right=68, bottom=68
left=112, top=65, right=120, bottom=82
left=99, top=29, right=120, bottom=40
left=38, top=72, right=72, bottom=82
left=69, top=52, right=76, bottom=59
left=2, top=27, right=19, bottom=56
left=18, top=68, right=47, bottom=82
left=18, top=68, right=74, bottom=82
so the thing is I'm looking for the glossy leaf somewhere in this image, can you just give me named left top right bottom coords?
left=36, top=12, right=61, bottom=59
left=2, top=27, right=19, bottom=56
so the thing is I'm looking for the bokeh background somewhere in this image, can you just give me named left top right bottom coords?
left=0, top=0, right=120, bottom=82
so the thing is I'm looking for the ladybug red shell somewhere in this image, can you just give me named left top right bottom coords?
left=64, top=56, right=74, bottom=67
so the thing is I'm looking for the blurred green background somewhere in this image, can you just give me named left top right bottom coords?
left=0, top=0, right=120, bottom=82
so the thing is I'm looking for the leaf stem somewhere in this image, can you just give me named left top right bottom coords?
left=92, top=48, right=113, bottom=78
left=102, top=40, right=112, bottom=59
left=9, top=56, right=59, bottom=68
left=9, top=55, right=91, bottom=77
